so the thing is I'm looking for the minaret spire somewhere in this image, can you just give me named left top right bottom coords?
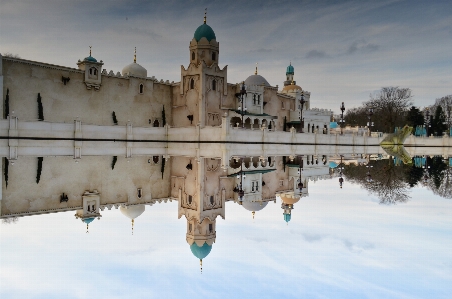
left=89, top=46, right=92, bottom=57
left=86, top=223, right=89, bottom=233
left=200, top=259, right=203, bottom=274
left=204, top=8, right=207, bottom=24
left=134, top=47, right=137, bottom=63
left=255, top=63, right=258, bottom=75
left=132, top=219, right=135, bottom=235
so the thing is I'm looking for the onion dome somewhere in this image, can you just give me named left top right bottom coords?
left=120, top=205, right=145, bottom=219
left=284, top=213, right=291, bottom=223
left=84, top=46, right=97, bottom=62
left=190, top=242, right=212, bottom=259
left=122, top=47, right=147, bottom=77
left=82, top=217, right=95, bottom=224
left=329, top=161, right=339, bottom=168
left=286, top=63, right=294, bottom=75
left=330, top=122, right=338, bottom=129
left=242, top=200, right=268, bottom=212
left=194, top=12, right=216, bottom=42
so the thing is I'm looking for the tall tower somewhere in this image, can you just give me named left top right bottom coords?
left=177, top=13, right=228, bottom=127
left=284, top=63, right=295, bottom=86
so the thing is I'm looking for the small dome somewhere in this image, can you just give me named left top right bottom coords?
left=286, top=63, right=294, bottom=75
left=122, top=62, right=147, bottom=78
left=242, top=200, right=268, bottom=212
left=330, top=122, right=338, bottom=129
left=282, top=84, right=302, bottom=92
left=82, top=217, right=95, bottom=224
left=329, top=161, right=338, bottom=168
left=190, top=242, right=212, bottom=259
left=194, top=23, right=216, bottom=42
left=244, top=74, right=271, bottom=87
left=84, top=56, right=97, bottom=62
left=120, top=205, right=145, bottom=220
left=284, top=213, right=291, bottom=223
left=280, top=194, right=300, bottom=205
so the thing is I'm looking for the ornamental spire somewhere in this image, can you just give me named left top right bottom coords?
left=200, top=259, right=203, bottom=274
left=132, top=219, right=134, bottom=235
left=204, top=8, right=207, bottom=24
left=89, top=46, right=92, bottom=57
left=255, top=63, right=258, bottom=75
left=134, top=47, right=137, bottom=63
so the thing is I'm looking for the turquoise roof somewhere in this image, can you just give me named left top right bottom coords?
left=286, top=64, right=294, bottom=75
left=84, top=56, right=97, bottom=62
left=284, top=213, right=291, bottom=223
left=329, top=161, right=338, bottom=168
left=330, top=122, right=338, bottom=128
left=190, top=242, right=212, bottom=260
left=194, top=23, right=216, bottom=42
left=82, top=217, right=95, bottom=224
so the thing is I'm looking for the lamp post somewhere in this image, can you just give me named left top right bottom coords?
left=235, top=82, right=247, bottom=128
left=367, top=108, right=374, bottom=136
left=366, top=164, right=373, bottom=183
left=338, top=155, right=344, bottom=188
left=297, top=155, right=304, bottom=194
left=447, top=105, right=451, bottom=136
left=233, top=158, right=246, bottom=204
left=339, top=102, right=345, bottom=135
left=299, top=92, right=306, bottom=133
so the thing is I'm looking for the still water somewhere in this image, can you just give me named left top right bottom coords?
left=1, top=153, right=451, bottom=299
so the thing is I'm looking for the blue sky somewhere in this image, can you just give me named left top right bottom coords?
left=1, top=0, right=451, bottom=111
left=1, top=179, right=451, bottom=299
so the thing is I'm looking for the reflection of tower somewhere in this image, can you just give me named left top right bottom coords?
left=120, top=205, right=145, bottom=235
left=279, top=192, right=300, bottom=224
left=74, top=190, right=102, bottom=233
left=173, top=156, right=225, bottom=271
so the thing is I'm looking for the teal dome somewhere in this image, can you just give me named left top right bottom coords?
left=190, top=242, right=212, bottom=260
left=194, top=24, right=216, bottom=42
left=329, top=161, right=338, bottom=168
left=330, top=122, right=338, bottom=128
left=84, top=56, right=97, bottom=62
left=284, top=213, right=291, bottom=223
left=82, top=217, right=95, bottom=224
left=286, top=63, right=294, bottom=75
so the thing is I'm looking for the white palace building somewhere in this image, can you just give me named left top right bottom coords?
left=3, top=16, right=429, bottom=267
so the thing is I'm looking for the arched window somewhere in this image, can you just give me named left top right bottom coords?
left=137, top=188, right=142, bottom=199
left=188, top=195, right=193, bottom=204
left=189, top=223, right=192, bottom=232
left=190, top=78, right=194, bottom=90
left=212, top=52, right=216, bottom=61
left=209, top=223, right=213, bottom=233
left=94, top=69, right=97, bottom=75
left=153, top=156, right=159, bottom=164
left=210, top=196, right=214, bottom=205
left=212, top=80, right=216, bottom=91
left=89, top=68, right=93, bottom=75
left=139, top=84, right=144, bottom=94
left=153, top=119, right=159, bottom=127
left=191, top=51, right=195, bottom=61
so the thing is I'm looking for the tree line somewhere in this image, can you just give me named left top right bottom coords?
left=344, top=87, right=451, bottom=135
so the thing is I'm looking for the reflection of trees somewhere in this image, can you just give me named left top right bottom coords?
left=426, top=157, right=451, bottom=199
left=343, top=156, right=451, bottom=202
left=343, top=159, right=410, bottom=204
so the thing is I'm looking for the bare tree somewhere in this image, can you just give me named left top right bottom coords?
left=432, top=95, right=452, bottom=130
left=2, top=217, right=19, bottom=224
left=365, top=87, right=413, bottom=133
left=2, top=52, right=21, bottom=59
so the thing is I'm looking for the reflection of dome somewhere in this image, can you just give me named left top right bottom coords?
left=122, top=62, right=147, bottom=78
left=190, top=242, right=212, bottom=259
left=82, top=217, right=95, bottom=224
left=242, top=200, right=268, bottom=212
left=282, top=83, right=302, bottom=92
left=194, top=23, right=216, bottom=42
left=280, top=194, right=300, bottom=205
left=84, top=56, right=97, bottom=62
left=286, top=63, right=294, bottom=75
left=284, top=213, right=291, bottom=223
left=120, top=205, right=145, bottom=219
left=329, top=161, right=338, bottom=168
left=244, top=74, right=270, bottom=87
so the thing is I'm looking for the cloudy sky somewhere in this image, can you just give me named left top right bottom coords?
left=1, top=0, right=451, bottom=111
left=1, top=178, right=451, bottom=298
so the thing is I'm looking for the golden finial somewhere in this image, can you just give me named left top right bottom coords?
left=200, top=259, right=203, bottom=274
left=134, top=47, right=136, bottom=63
left=252, top=211, right=255, bottom=219
left=255, top=63, right=258, bottom=75
left=86, top=223, right=89, bottom=233
left=89, top=46, right=92, bottom=57
left=132, top=219, right=134, bottom=235
left=204, top=8, right=207, bottom=24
